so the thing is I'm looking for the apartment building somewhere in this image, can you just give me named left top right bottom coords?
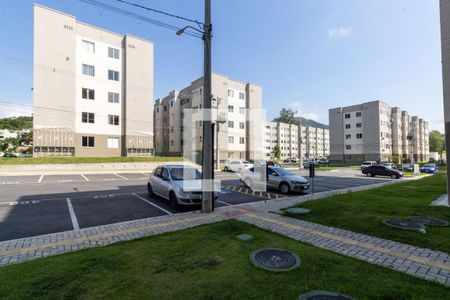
left=154, top=73, right=263, bottom=164
left=263, top=121, right=330, bottom=160
left=329, top=100, right=429, bottom=163
left=0, top=129, right=18, bottom=140
left=33, top=5, right=153, bottom=157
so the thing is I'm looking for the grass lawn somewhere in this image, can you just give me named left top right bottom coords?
left=0, top=156, right=183, bottom=165
left=0, top=221, right=448, bottom=299
left=286, top=173, right=450, bottom=254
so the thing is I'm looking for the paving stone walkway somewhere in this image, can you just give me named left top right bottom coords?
left=1, top=179, right=449, bottom=287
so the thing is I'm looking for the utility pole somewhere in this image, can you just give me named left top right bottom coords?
left=201, top=0, right=213, bottom=212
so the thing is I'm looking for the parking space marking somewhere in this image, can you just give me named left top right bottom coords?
left=38, top=175, right=44, bottom=183
left=222, top=185, right=286, bottom=199
left=131, top=193, right=173, bottom=215
left=113, top=173, right=128, bottom=180
left=66, top=198, right=80, bottom=230
left=80, top=174, right=90, bottom=181
left=217, top=200, right=231, bottom=206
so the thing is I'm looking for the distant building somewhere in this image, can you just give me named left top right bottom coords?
left=154, top=73, right=263, bottom=164
left=0, top=129, right=18, bottom=140
left=33, top=5, right=153, bottom=157
left=329, top=100, right=429, bottom=163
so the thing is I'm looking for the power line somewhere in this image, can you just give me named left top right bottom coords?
left=76, top=0, right=203, bottom=38
left=116, top=0, right=204, bottom=27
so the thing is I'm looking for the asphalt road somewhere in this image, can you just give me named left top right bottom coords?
left=0, top=170, right=391, bottom=242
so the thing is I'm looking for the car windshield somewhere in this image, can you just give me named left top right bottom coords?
left=169, top=168, right=202, bottom=181
left=362, top=162, right=371, bottom=165
left=273, top=168, right=294, bottom=176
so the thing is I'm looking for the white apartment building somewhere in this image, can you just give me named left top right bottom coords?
left=154, top=73, right=263, bottom=164
left=263, top=121, right=330, bottom=160
left=33, top=5, right=153, bottom=157
left=0, top=129, right=18, bottom=140
left=329, top=100, right=429, bottom=163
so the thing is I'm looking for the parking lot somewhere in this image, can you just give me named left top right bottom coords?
left=0, top=170, right=391, bottom=242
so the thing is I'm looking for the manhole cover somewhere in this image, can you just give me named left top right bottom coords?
left=287, top=207, right=311, bottom=214
left=407, top=216, right=449, bottom=227
left=383, top=219, right=425, bottom=230
left=250, top=248, right=300, bottom=272
left=298, top=290, right=354, bottom=300
left=236, top=233, right=254, bottom=241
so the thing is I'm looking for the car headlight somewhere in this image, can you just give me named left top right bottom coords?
left=179, top=188, right=189, bottom=196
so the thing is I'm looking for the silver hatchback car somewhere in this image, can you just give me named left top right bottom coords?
left=148, top=165, right=216, bottom=210
left=241, top=166, right=309, bottom=194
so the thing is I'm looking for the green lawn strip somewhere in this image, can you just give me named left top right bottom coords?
left=0, top=220, right=448, bottom=299
left=0, top=156, right=183, bottom=165
left=287, top=173, right=450, bottom=254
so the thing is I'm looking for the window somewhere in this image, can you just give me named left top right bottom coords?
left=108, top=47, right=120, bottom=59
left=108, top=92, right=120, bottom=103
left=82, top=64, right=95, bottom=76
left=82, top=40, right=95, bottom=53
left=228, top=136, right=234, bottom=143
left=82, top=112, right=95, bottom=123
left=345, top=134, right=351, bottom=139
left=345, top=145, right=351, bottom=150
left=345, top=124, right=351, bottom=129
left=228, top=105, right=234, bottom=113
left=107, top=137, right=119, bottom=148
left=239, top=107, right=245, bottom=114
left=356, top=133, right=363, bottom=139
left=239, top=92, right=245, bottom=100
left=108, top=70, right=119, bottom=81
left=356, top=123, right=362, bottom=128
left=228, top=121, right=234, bottom=128
left=108, top=115, right=119, bottom=125
left=82, top=136, right=95, bottom=147
left=228, top=90, right=234, bottom=97
left=170, top=101, right=173, bottom=107
left=345, top=113, right=350, bottom=119
left=239, top=122, right=245, bottom=129
left=239, top=137, right=245, bottom=144
left=356, top=112, right=362, bottom=117
left=82, top=88, right=95, bottom=100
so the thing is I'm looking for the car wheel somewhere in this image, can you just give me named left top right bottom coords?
left=390, top=174, right=396, bottom=179
left=169, top=191, right=179, bottom=210
left=224, top=166, right=229, bottom=172
left=147, top=183, right=154, bottom=197
left=279, top=182, right=290, bottom=194
left=244, top=178, right=253, bottom=189
left=370, top=173, right=375, bottom=177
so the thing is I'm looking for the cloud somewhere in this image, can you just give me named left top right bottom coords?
left=287, top=101, right=326, bottom=123
left=328, top=27, right=351, bottom=39
left=0, top=102, right=33, bottom=118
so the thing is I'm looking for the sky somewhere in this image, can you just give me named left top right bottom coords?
left=0, top=0, right=445, bottom=131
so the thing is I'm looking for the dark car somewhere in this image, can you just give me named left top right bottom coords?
left=362, top=165, right=404, bottom=179
left=420, top=164, right=439, bottom=174
left=402, top=164, right=414, bottom=172
left=283, top=158, right=298, bottom=163
left=266, top=161, right=281, bottom=167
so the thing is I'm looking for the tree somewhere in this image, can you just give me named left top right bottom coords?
left=429, top=130, right=445, bottom=154
left=0, top=116, right=33, bottom=131
left=278, top=108, right=298, bottom=125
left=272, top=145, right=281, bottom=160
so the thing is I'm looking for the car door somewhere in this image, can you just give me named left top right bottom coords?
left=267, top=167, right=280, bottom=189
left=152, top=167, right=163, bottom=195
left=379, top=166, right=389, bottom=176
left=230, top=161, right=239, bottom=172
left=160, top=167, right=172, bottom=199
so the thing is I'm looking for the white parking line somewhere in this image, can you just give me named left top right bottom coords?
left=66, top=198, right=80, bottom=230
left=131, top=193, right=173, bottom=215
left=38, top=175, right=44, bottom=183
left=113, top=173, right=128, bottom=180
left=80, top=174, right=90, bottom=181
left=217, top=200, right=231, bottom=206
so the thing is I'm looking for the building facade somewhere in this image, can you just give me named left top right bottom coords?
left=154, top=73, right=263, bottom=164
left=263, top=121, right=330, bottom=160
left=33, top=5, right=153, bottom=157
left=329, top=100, right=429, bottom=164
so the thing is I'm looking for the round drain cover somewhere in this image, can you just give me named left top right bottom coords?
left=407, top=216, right=449, bottom=227
left=383, top=219, right=425, bottom=230
left=298, top=290, right=354, bottom=300
left=250, top=248, right=300, bottom=272
left=287, top=207, right=311, bottom=214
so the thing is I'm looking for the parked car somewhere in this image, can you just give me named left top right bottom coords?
left=420, top=164, right=439, bottom=174
left=266, top=161, right=281, bottom=167
left=360, top=161, right=377, bottom=170
left=223, top=160, right=253, bottom=173
left=241, top=166, right=309, bottom=194
left=303, top=161, right=319, bottom=169
left=402, top=164, right=414, bottom=172
left=382, top=162, right=396, bottom=169
left=4, top=152, right=19, bottom=158
left=317, top=158, right=329, bottom=165
left=283, top=157, right=298, bottom=163
left=147, top=165, right=217, bottom=209
left=361, top=165, right=404, bottom=179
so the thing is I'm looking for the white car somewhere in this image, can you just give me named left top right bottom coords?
left=223, top=160, right=254, bottom=173
left=360, top=161, right=377, bottom=170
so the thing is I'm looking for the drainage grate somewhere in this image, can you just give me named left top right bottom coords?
left=250, top=248, right=300, bottom=272
left=383, top=219, right=425, bottom=230
left=298, top=290, right=354, bottom=300
left=286, top=207, right=311, bottom=214
left=407, top=216, right=449, bottom=227
left=236, top=233, right=254, bottom=241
